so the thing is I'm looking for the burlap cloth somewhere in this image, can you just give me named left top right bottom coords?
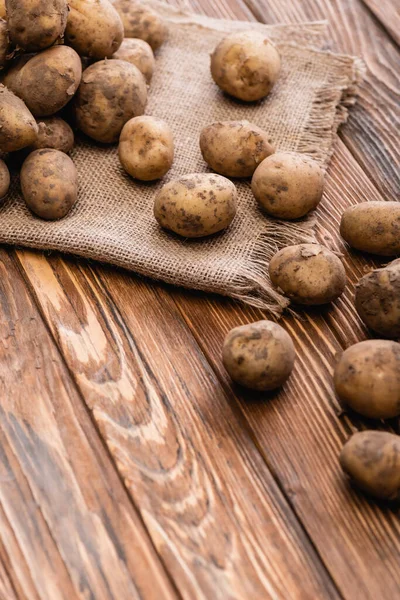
left=0, top=1, right=364, bottom=314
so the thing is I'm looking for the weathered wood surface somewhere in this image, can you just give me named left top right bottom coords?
left=360, top=0, right=400, bottom=46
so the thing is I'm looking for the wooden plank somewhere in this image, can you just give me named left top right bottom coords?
left=0, top=554, right=18, bottom=600
left=0, top=250, right=177, bottom=600
left=360, top=0, right=400, bottom=46
left=16, top=249, right=340, bottom=600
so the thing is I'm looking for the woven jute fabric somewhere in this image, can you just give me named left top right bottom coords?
left=0, top=1, right=364, bottom=314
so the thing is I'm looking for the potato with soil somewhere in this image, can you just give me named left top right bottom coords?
left=340, top=201, right=400, bottom=256
left=355, top=259, right=400, bottom=338
left=65, top=0, right=123, bottom=59
left=154, top=173, right=237, bottom=238
left=340, top=431, right=400, bottom=501
left=269, top=244, right=346, bottom=305
left=211, top=31, right=281, bottom=102
left=4, top=46, right=82, bottom=117
left=0, top=18, right=8, bottom=69
left=74, top=60, right=147, bottom=143
left=111, top=38, right=155, bottom=83
left=200, top=120, right=275, bottom=178
left=112, top=0, right=167, bottom=50
left=6, top=0, right=68, bottom=52
left=0, top=159, right=10, bottom=198
left=119, top=116, right=174, bottom=181
left=222, top=320, right=295, bottom=391
left=334, top=340, right=400, bottom=419
left=0, top=85, right=38, bottom=152
left=21, top=149, right=77, bottom=220
left=252, top=152, right=325, bottom=219
left=32, top=117, right=74, bottom=153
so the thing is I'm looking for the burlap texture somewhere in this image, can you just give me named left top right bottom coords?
left=0, top=1, right=364, bottom=313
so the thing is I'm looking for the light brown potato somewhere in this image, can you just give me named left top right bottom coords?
left=252, top=152, right=325, bottom=219
left=200, top=120, right=274, bottom=178
left=334, top=340, right=400, bottom=419
left=0, top=18, right=8, bottom=69
left=65, top=0, right=123, bottom=59
left=340, top=431, right=400, bottom=500
left=0, top=85, right=38, bottom=152
left=111, top=38, right=155, bottom=83
left=0, top=0, right=5, bottom=18
left=32, top=117, right=74, bottom=153
left=222, top=320, right=295, bottom=391
left=269, top=243, right=346, bottom=305
left=74, top=60, right=147, bottom=143
left=154, top=173, right=237, bottom=238
left=119, top=116, right=173, bottom=181
left=211, top=31, right=281, bottom=102
left=355, top=259, right=400, bottom=338
left=6, top=0, right=68, bottom=52
left=340, top=201, right=400, bottom=256
left=112, top=0, right=167, bottom=50
left=0, top=158, right=10, bottom=198
left=4, top=46, right=82, bottom=117
left=21, top=149, right=77, bottom=220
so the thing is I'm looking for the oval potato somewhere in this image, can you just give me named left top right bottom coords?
left=111, top=38, right=155, bottom=83
left=33, top=117, right=74, bottom=153
left=112, top=0, right=167, bottom=50
left=6, top=0, right=68, bottom=52
left=0, top=158, right=10, bottom=198
left=0, top=85, right=38, bottom=152
left=0, top=18, right=8, bottom=69
left=154, top=173, right=237, bottom=238
left=0, top=0, right=5, bottom=18
left=340, top=201, right=400, bottom=256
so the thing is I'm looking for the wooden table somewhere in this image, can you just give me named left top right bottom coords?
left=0, top=0, right=399, bottom=598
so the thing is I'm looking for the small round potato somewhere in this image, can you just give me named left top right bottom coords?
left=32, top=117, right=74, bottom=153
left=334, top=340, right=400, bottom=419
left=111, top=38, right=155, bottom=83
left=119, top=116, right=174, bottom=181
left=21, top=149, right=78, bottom=220
left=154, top=173, right=237, bottom=238
left=112, top=1, right=168, bottom=50
left=211, top=31, right=281, bottom=102
left=340, top=431, right=400, bottom=500
left=74, top=60, right=147, bottom=143
left=355, top=259, right=400, bottom=338
left=252, top=152, right=325, bottom=219
left=0, top=159, right=10, bottom=198
left=269, top=244, right=346, bottom=305
left=4, top=46, right=82, bottom=117
left=340, top=201, right=400, bottom=256
left=200, top=120, right=275, bottom=178
left=0, top=18, right=8, bottom=69
left=0, top=85, right=38, bottom=152
left=222, top=320, right=295, bottom=391
left=6, top=0, right=68, bottom=52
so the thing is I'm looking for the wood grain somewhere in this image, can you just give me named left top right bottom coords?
left=356, top=0, right=400, bottom=46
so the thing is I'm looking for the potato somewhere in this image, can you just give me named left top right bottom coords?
left=112, top=1, right=167, bottom=50
left=355, top=259, right=400, bottom=338
left=269, top=244, right=346, bottom=305
left=211, top=31, right=281, bottom=102
left=32, top=117, right=74, bottom=153
left=340, top=201, right=400, bottom=256
left=340, top=431, right=400, bottom=500
left=222, top=320, right=295, bottom=391
left=4, top=46, right=82, bottom=117
left=111, top=38, right=155, bottom=83
left=154, top=173, right=237, bottom=238
left=0, top=85, right=38, bottom=152
left=119, top=116, right=173, bottom=181
left=6, top=0, right=68, bottom=52
left=334, top=340, right=400, bottom=419
left=200, top=120, right=274, bottom=178
left=21, top=149, right=77, bottom=220
left=0, top=0, right=5, bottom=18
left=0, top=158, right=10, bottom=198
left=65, top=0, right=123, bottom=59
left=252, top=152, right=325, bottom=219
left=0, top=18, right=8, bottom=69
left=74, top=60, right=147, bottom=144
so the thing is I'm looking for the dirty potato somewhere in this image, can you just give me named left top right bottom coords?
left=0, top=158, right=10, bottom=198
left=32, top=117, right=74, bottom=153
left=65, top=0, right=123, bottom=59
left=211, top=31, right=281, bottom=102
left=119, top=116, right=174, bottom=181
left=0, top=18, right=8, bottom=69
left=340, top=431, right=400, bottom=500
left=0, top=85, right=38, bottom=152
left=21, top=149, right=77, bottom=220
left=355, top=259, right=400, bottom=338
left=334, top=340, right=400, bottom=419
left=154, top=173, right=237, bottom=238
left=222, top=320, right=295, bottom=391
left=269, top=244, right=346, bottom=305
left=6, top=0, right=68, bottom=52
left=252, top=152, right=325, bottom=219
left=112, top=0, right=167, bottom=50
left=111, top=38, right=155, bottom=83
left=200, top=120, right=275, bottom=178
left=340, top=201, right=400, bottom=256
left=74, top=60, right=147, bottom=143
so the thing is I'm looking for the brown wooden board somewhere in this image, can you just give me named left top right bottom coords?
left=358, top=0, right=400, bottom=46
